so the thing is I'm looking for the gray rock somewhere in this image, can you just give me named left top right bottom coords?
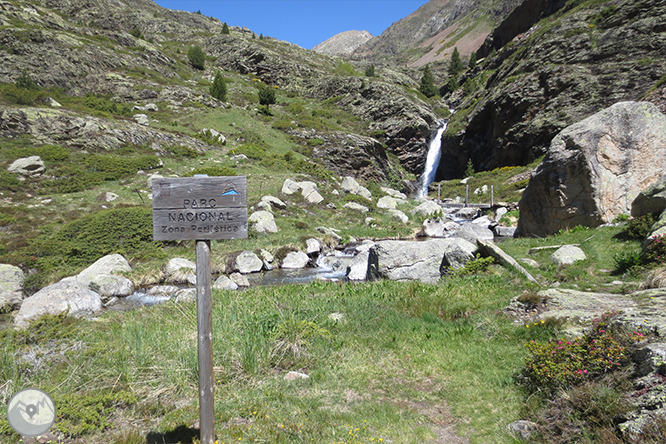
left=381, top=186, right=408, bottom=199
left=14, top=277, right=103, bottom=329
left=347, top=251, right=370, bottom=281
left=301, top=184, right=324, bottom=204
left=495, top=207, right=508, bottom=221
left=422, top=218, right=459, bottom=238
left=281, top=178, right=301, bottom=195
left=410, top=200, right=442, bottom=217
left=550, top=245, right=587, bottom=266
left=632, top=343, right=666, bottom=377
left=249, top=210, right=278, bottom=233
left=367, top=238, right=477, bottom=283
left=88, top=274, right=134, bottom=299
left=229, top=272, right=250, bottom=287
left=0, top=264, right=24, bottom=310
left=518, top=102, right=666, bottom=237
left=77, top=254, right=132, bottom=287
left=377, top=195, right=400, bottom=209
left=133, top=113, right=149, bottom=126
left=165, top=257, right=196, bottom=284
left=343, top=202, right=369, bottom=213
left=306, top=238, right=321, bottom=254
left=387, top=209, right=409, bottom=223
left=213, top=275, right=239, bottom=291
left=281, top=251, right=311, bottom=269
left=494, top=226, right=517, bottom=237
left=632, top=175, right=666, bottom=242
left=234, top=251, right=263, bottom=274
left=175, top=288, right=197, bottom=303
left=455, top=222, right=495, bottom=244
left=261, top=195, right=287, bottom=209
left=7, top=155, right=45, bottom=177
left=454, top=207, right=479, bottom=220
left=341, top=176, right=372, bottom=200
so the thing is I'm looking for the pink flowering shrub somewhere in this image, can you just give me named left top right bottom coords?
left=642, top=234, right=666, bottom=265
left=522, top=314, right=630, bottom=394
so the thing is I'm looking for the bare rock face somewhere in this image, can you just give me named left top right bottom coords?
left=312, top=30, right=373, bottom=55
left=516, top=102, right=666, bottom=237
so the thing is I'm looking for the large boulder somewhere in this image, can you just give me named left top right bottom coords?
left=0, top=264, right=24, bottom=310
left=14, top=277, right=103, bottom=329
left=281, top=251, right=311, bottom=269
left=517, top=102, right=666, bottom=237
left=7, top=155, right=45, bottom=177
left=367, top=239, right=477, bottom=283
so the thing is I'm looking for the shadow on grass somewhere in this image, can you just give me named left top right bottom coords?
left=146, top=425, right=200, bottom=444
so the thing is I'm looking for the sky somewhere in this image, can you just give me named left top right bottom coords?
left=153, top=1, right=429, bottom=50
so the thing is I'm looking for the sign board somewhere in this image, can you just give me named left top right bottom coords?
left=152, top=176, right=248, bottom=241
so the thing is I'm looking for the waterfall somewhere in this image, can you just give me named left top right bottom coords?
left=418, top=120, right=448, bottom=198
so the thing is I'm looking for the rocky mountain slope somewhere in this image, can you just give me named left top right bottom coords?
left=435, top=0, right=666, bottom=180
left=353, top=0, right=523, bottom=66
left=312, top=30, right=373, bottom=56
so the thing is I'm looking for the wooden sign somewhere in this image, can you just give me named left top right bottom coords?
left=152, top=176, right=248, bottom=241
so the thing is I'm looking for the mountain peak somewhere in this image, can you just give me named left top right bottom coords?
left=312, top=30, right=373, bottom=56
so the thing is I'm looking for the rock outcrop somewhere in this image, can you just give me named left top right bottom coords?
left=516, top=102, right=666, bottom=237
left=312, top=30, right=373, bottom=56
left=0, top=264, right=24, bottom=310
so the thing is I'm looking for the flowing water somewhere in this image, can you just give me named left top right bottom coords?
left=418, top=117, right=451, bottom=198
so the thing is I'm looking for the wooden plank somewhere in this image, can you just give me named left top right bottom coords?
left=196, top=240, right=215, bottom=444
left=152, top=176, right=247, bottom=241
left=152, top=208, right=247, bottom=240
left=152, top=176, right=246, bottom=210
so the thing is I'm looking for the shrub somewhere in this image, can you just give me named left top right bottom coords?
left=183, top=166, right=237, bottom=177
left=522, top=313, right=630, bottom=395
left=82, top=94, right=131, bottom=116
left=0, top=170, right=22, bottom=192
left=15, top=69, right=37, bottom=90
left=30, top=206, right=162, bottom=271
left=209, top=71, right=227, bottom=101
left=0, top=83, right=45, bottom=105
left=625, top=213, right=657, bottom=240
left=187, top=45, right=205, bottom=70
left=236, top=143, right=267, bottom=160
left=365, top=64, right=375, bottom=77
left=453, top=254, right=494, bottom=276
left=129, top=26, right=143, bottom=39
left=642, top=234, right=666, bottom=265
left=257, top=84, right=276, bottom=106
left=613, top=250, right=642, bottom=273
left=83, top=155, right=161, bottom=180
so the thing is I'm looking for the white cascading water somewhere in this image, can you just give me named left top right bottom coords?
left=418, top=120, right=448, bottom=198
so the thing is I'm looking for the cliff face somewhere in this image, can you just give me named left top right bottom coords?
left=436, top=0, right=666, bottom=179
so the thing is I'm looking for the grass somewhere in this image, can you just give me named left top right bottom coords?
left=0, top=273, right=531, bottom=444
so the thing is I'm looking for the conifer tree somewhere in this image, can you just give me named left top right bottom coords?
left=221, top=22, right=230, bottom=34
left=448, top=47, right=465, bottom=78
left=468, top=51, right=477, bottom=69
left=188, top=45, right=205, bottom=70
left=210, top=72, right=227, bottom=102
left=419, top=64, right=438, bottom=98
left=365, top=64, right=375, bottom=77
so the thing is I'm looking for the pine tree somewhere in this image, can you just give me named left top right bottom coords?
left=188, top=45, right=205, bottom=70
left=365, top=64, right=375, bottom=77
left=448, top=47, right=465, bottom=78
left=258, top=84, right=276, bottom=106
left=221, top=23, right=230, bottom=34
left=468, top=51, right=477, bottom=69
left=419, top=64, right=438, bottom=98
left=210, top=72, right=227, bottom=102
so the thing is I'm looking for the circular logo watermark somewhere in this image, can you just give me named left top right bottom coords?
left=6, top=388, right=56, bottom=437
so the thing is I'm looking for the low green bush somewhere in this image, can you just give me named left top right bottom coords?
left=642, top=234, right=666, bottom=265
left=29, top=206, right=163, bottom=272
left=82, top=94, right=131, bottom=116
left=0, top=170, right=22, bottom=192
left=83, top=155, right=161, bottom=180
left=625, top=213, right=657, bottom=240
left=0, top=83, right=46, bottom=105
left=236, top=143, right=267, bottom=160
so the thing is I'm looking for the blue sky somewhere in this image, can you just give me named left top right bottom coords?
left=153, top=1, right=429, bottom=50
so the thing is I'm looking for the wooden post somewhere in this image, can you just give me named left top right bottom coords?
left=152, top=176, right=248, bottom=444
left=491, top=185, right=494, bottom=207
left=465, top=184, right=469, bottom=207
left=196, top=240, right=214, bottom=444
